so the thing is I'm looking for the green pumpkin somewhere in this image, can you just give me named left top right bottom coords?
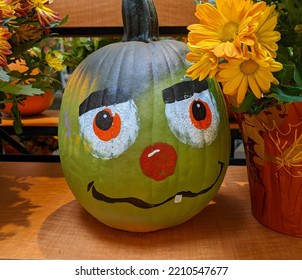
left=58, top=0, right=231, bottom=232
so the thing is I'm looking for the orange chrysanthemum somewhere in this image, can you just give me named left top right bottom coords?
left=27, top=0, right=61, bottom=27
left=12, top=24, right=43, bottom=43
left=0, top=0, right=15, bottom=21
left=0, top=26, right=12, bottom=68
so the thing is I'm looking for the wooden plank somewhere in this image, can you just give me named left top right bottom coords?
left=1, top=162, right=302, bottom=260
left=49, top=0, right=198, bottom=28
left=0, top=110, right=59, bottom=127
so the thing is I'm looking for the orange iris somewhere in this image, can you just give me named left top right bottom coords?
left=189, top=99, right=212, bottom=130
left=93, top=108, right=121, bottom=141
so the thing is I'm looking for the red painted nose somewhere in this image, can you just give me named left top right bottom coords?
left=139, top=142, right=177, bottom=181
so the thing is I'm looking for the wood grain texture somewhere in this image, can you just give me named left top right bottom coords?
left=1, top=110, right=59, bottom=127
left=1, top=162, right=302, bottom=260
left=49, top=0, right=198, bottom=27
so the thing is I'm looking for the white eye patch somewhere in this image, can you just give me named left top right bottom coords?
left=78, top=99, right=139, bottom=159
left=165, top=89, right=220, bottom=148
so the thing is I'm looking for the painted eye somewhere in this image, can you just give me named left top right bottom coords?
left=165, top=89, right=220, bottom=148
left=79, top=99, right=139, bottom=159
left=189, top=99, right=212, bottom=130
left=93, top=108, right=121, bottom=141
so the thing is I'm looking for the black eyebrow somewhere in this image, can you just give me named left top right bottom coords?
left=162, top=79, right=208, bottom=104
left=79, top=88, right=131, bottom=116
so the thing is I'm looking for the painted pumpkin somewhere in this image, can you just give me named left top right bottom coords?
left=58, top=0, right=231, bottom=232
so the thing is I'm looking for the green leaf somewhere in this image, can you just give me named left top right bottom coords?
left=230, top=92, right=257, bottom=113
left=294, top=66, right=302, bottom=87
left=269, top=86, right=302, bottom=103
left=0, top=82, right=22, bottom=93
left=0, top=82, right=44, bottom=96
left=0, top=68, right=10, bottom=82
left=8, top=95, right=23, bottom=135
left=274, top=84, right=302, bottom=95
left=11, top=37, right=41, bottom=57
left=16, top=84, right=44, bottom=96
left=11, top=101, right=23, bottom=135
left=7, top=70, right=24, bottom=79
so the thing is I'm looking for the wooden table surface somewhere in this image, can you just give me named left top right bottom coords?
left=1, top=110, right=59, bottom=127
left=1, top=162, right=302, bottom=260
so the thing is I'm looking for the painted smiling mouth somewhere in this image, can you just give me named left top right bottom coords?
left=87, top=161, right=225, bottom=209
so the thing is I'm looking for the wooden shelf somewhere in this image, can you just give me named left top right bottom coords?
left=49, top=0, right=197, bottom=28
left=0, top=110, right=60, bottom=162
left=1, top=110, right=59, bottom=129
left=1, top=162, right=302, bottom=260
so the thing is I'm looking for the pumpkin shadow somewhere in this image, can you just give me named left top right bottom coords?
left=0, top=176, right=39, bottom=241
left=38, top=189, right=248, bottom=260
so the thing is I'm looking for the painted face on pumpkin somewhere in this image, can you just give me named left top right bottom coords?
left=78, top=80, right=219, bottom=159
left=77, top=79, right=224, bottom=208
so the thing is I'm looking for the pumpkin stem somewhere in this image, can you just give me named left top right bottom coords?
left=122, top=0, right=159, bottom=43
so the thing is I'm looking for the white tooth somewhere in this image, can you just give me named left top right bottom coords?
left=174, top=195, right=183, bottom=203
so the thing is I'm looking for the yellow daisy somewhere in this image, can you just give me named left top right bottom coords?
left=186, top=49, right=218, bottom=81
left=216, top=49, right=283, bottom=105
left=46, top=50, right=66, bottom=71
left=187, top=0, right=266, bottom=59
left=253, top=4, right=281, bottom=58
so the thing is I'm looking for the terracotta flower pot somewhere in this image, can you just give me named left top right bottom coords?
left=236, top=102, right=302, bottom=237
left=1, top=90, right=55, bottom=116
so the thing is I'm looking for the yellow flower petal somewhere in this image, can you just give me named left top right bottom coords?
left=217, top=66, right=241, bottom=80
left=222, top=73, right=244, bottom=95
left=237, top=75, right=249, bottom=104
left=186, top=52, right=218, bottom=81
left=195, top=3, right=225, bottom=27
left=248, top=75, right=262, bottom=98
left=254, top=70, right=271, bottom=91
